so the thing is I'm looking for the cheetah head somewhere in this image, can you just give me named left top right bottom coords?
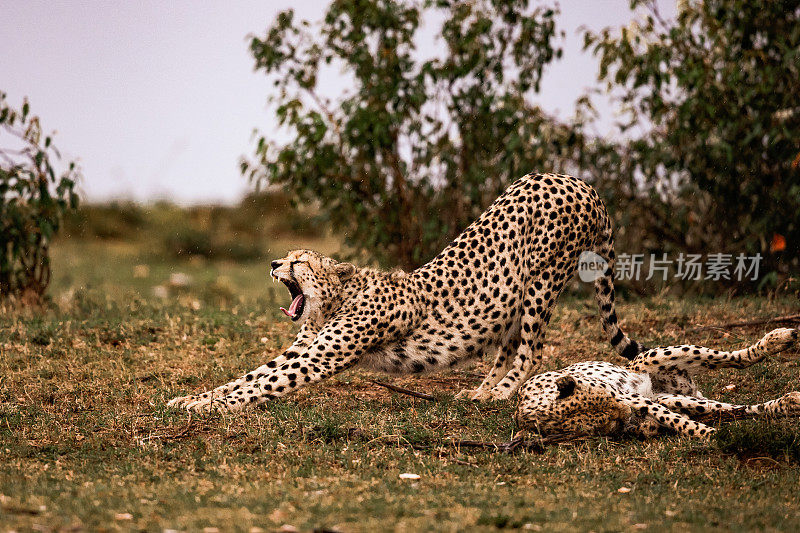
left=269, top=249, right=356, bottom=323
left=516, top=372, right=631, bottom=436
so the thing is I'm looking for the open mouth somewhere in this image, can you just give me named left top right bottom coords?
left=279, top=278, right=305, bottom=321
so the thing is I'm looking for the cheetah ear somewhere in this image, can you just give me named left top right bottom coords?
left=335, top=262, right=356, bottom=281
left=556, top=375, right=577, bottom=399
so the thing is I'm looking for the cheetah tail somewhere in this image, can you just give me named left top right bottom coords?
left=592, top=224, right=647, bottom=360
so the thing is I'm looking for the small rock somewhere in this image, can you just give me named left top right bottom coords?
left=152, top=285, right=168, bottom=299
left=169, top=272, right=192, bottom=288
left=617, top=486, right=631, bottom=493
left=133, top=264, right=150, bottom=278
left=115, top=513, right=133, bottom=520
left=269, top=509, right=287, bottom=522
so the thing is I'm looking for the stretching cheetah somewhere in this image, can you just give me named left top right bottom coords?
left=168, top=173, right=645, bottom=412
left=516, top=328, right=800, bottom=438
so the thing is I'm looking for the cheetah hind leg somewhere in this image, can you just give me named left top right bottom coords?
left=487, top=283, right=558, bottom=401
left=621, top=393, right=716, bottom=438
left=655, top=391, right=800, bottom=420
left=628, top=327, right=799, bottom=375
left=457, top=336, right=520, bottom=401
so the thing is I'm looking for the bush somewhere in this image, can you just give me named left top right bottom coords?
left=162, top=226, right=263, bottom=262
left=60, top=193, right=322, bottom=264
left=0, top=92, right=80, bottom=303
left=584, top=0, right=800, bottom=280
left=244, top=0, right=576, bottom=270
left=63, top=202, right=146, bottom=239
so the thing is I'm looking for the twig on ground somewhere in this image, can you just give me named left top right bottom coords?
left=744, top=456, right=782, bottom=468
left=454, top=432, right=591, bottom=453
left=136, top=414, right=197, bottom=444
left=163, top=414, right=196, bottom=440
left=0, top=503, right=41, bottom=516
left=452, top=371, right=486, bottom=379
left=0, top=494, right=41, bottom=516
left=369, top=380, right=436, bottom=401
left=450, top=439, right=505, bottom=450
left=362, top=433, right=430, bottom=451
left=688, top=314, right=800, bottom=332
left=451, top=457, right=479, bottom=467
left=349, top=427, right=590, bottom=454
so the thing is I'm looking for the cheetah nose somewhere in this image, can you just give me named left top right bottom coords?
left=271, top=261, right=279, bottom=270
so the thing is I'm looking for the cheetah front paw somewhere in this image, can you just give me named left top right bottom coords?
left=456, top=387, right=511, bottom=401
left=469, top=389, right=496, bottom=401
left=481, top=387, right=514, bottom=401
left=763, top=327, right=800, bottom=354
left=455, top=388, right=481, bottom=400
left=167, top=394, right=200, bottom=409
left=777, top=391, right=800, bottom=416
left=184, top=396, right=234, bottom=414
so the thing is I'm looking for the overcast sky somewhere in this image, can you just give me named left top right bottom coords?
left=1, top=1, right=676, bottom=205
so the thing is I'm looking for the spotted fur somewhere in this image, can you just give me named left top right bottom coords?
left=167, top=173, right=644, bottom=412
left=516, top=328, right=800, bottom=438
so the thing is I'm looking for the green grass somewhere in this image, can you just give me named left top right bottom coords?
left=1, top=235, right=800, bottom=531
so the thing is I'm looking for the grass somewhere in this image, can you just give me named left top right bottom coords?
left=1, top=227, right=800, bottom=531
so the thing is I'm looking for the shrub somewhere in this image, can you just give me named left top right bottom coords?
left=63, top=202, right=146, bottom=240
left=244, top=0, right=577, bottom=270
left=584, top=0, right=800, bottom=279
left=0, top=93, right=80, bottom=303
left=162, top=224, right=264, bottom=262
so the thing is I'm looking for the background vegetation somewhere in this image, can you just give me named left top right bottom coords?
left=244, top=0, right=799, bottom=289
left=0, top=93, right=80, bottom=304
left=583, top=0, right=800, bottom=283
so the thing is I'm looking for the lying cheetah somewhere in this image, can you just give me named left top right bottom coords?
left=516, top=328, right=800, bottom=438
left=168, top=173, right=646, bottom=412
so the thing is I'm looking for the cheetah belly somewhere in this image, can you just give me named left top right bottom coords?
left=623, top=372, right=653, bottom=397
left=358, top=322, right=501, bottom=375
left=565, top=361, right=654, bottom=397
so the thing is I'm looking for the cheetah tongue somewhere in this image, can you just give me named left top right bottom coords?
left=280, top=294, right=304, bottom=318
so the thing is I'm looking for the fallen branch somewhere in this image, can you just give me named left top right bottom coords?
left=688, top=314, right=800, bottom=332
left=346, top=427, right=590, bottom=454
left=452, top=371, right=486, bottom=379
left=135, top=414, right=198, bottom=444
left=369, top=380, right=436, bottom=401
left=0, top=503, right=41, bottom=516
left=453, top=432, right=591, bottom=453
